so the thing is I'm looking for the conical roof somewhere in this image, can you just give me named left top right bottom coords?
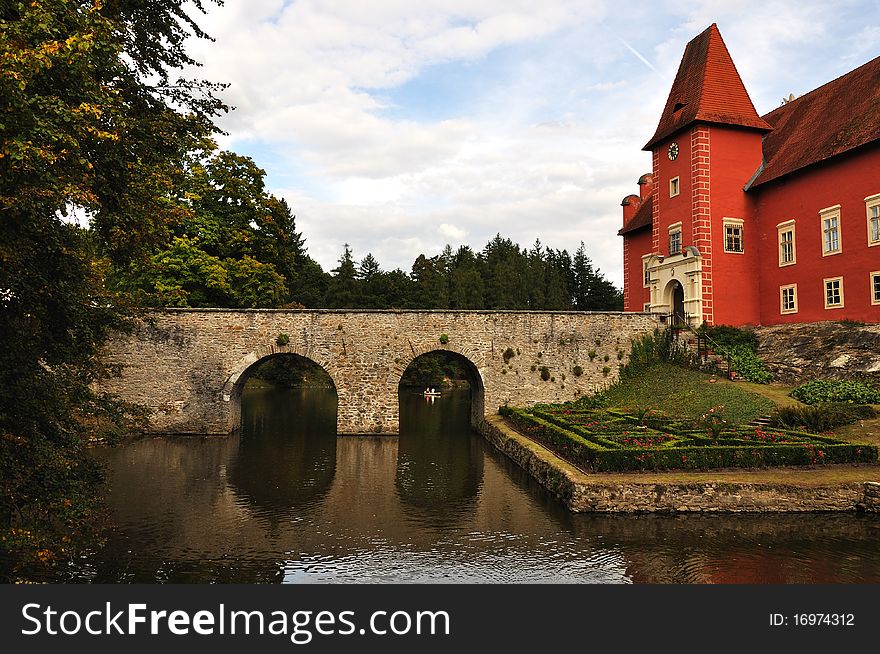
left=644, top=24, right=771, bottom=151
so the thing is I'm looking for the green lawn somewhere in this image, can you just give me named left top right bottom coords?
left=603, top=362, right=775, bottom=425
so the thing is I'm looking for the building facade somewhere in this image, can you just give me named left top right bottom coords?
left=620, top=24, right=880, bottom=326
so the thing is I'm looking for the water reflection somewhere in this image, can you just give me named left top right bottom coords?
left=229, top=387, right=337, bottom=515
left=77, top=386, right=880, bottom=584
left=396, top=390, right=483, bottom=522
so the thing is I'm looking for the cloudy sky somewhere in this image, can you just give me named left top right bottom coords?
left=185, top=0, right=879, bottom=286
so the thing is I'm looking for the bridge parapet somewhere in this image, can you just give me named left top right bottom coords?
left=101, top=309, right=659, bottom=434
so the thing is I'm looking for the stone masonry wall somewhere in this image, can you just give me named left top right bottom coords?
left=100, top=309, right=658, bottom=435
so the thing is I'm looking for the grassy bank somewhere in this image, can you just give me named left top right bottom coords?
left=606, top=362, right=774, bottom=424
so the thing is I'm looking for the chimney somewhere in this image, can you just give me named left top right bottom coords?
left=638, top=173, right=653, bottom=200
left=621, top=194, right=641, bottom=226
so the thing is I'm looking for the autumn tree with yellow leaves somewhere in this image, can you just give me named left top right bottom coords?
left=0, top=0, right=226, bottom=579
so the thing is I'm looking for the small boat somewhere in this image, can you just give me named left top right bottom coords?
left=424, top=391, right=441, bottom=397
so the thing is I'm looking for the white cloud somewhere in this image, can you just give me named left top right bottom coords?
left=437, top=223, right=468, bottom=241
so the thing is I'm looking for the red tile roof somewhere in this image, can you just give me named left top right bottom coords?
left=618, top=194, right=653, bottom=235
left=644, top=24, right=771, bottom=151
left=749, top=55, right=880, bottom=188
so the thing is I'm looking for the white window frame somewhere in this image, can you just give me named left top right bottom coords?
left=642, top=254, right=651, bottom=288
left=823, top=276, right=844, bottom=309
left=866, top=193, right=880, bottom=247
left=871, top=271, right=880, bottom=306
left=779, top=284, right=798, bottom=315
left=669, top=176, right=680, bottom=198
left=668, top=222, right=682, bottom=256
left=777, top=220, right=796, bottom=267
left=723, top=218, right=744, bottom=254
left=643, top=302, right=651, bottom=312
left=820, top=205, right=842, bottom=256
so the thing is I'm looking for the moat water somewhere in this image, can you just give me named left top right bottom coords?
left=65, top=387, right=880, bottom=583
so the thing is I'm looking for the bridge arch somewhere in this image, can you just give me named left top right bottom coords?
left=394, top=347, right=485, bottom=429
left=222, top=347, right=339, bottom=432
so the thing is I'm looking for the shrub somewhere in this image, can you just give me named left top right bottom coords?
left=540, top=366, right=551, bottom=381
left=588, top=349, right=597, bottom=361
left=530, top=365, right=537, bottom=372
left=624, top=328, right=696, bottom=375
left=602, top=366, right=611, bottom=377
left=701, top=324, right=759, bottom=352
left=275, top=333, right=290, bottom=346
left=502, top=347, right=515, bottom=364
left=439, top=333, right=449, bottom=345
left=727, top=344, right=772, bottom=384
left=768, top=403, right=876, bottom=433
left=603, top=354, right=610, bottom=362
left=697, top=405, right=729, bottom=438
left=791, top=380, right=880, bottom=405
left=572, top=365, right=584, bottom=377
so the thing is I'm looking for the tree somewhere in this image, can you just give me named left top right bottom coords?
left=328, top=244, right=358, bottom=308
left=411, top=254, right=449, bottom=309
left=449, top=246, right=485, bottom=309
left=357, top=253, right=381, bottom=282
left=526, top=239, right=547, bottom=309
left=110, top=150, right=300, bottom=308
left=482, top=234, right=529, bottom=309
left=0, top=0, right=225, bottom=578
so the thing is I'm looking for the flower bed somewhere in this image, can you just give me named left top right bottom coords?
left=499, top=405, right=878, bottom=472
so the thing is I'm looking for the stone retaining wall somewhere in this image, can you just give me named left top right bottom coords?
left=865, top=482, right=880, bottom=513
left=481, top=415, right=880, bottom=513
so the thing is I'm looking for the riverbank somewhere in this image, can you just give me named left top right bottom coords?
left=481, top=415, right=880, bottom=513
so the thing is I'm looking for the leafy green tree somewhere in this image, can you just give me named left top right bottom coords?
left=544, top=248, right=573, bottom=310
left=111, top=150, right=298, bottom=308
left=526, top=239, right=547, bottom=309
left=289, top=255, right=329, bottom=308
left=0, top=0, right=224, bottom=578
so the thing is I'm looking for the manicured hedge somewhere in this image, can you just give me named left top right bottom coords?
left=501, top=407, right=878, bottom=472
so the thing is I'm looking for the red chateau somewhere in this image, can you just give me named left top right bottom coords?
left=619, top=24, right=880, bottom=326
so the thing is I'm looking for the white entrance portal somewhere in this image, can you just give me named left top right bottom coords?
left=645, top=248, right=703, bottom=325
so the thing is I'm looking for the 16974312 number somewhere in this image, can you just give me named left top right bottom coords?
left=793, top=614, right=855, bottom=627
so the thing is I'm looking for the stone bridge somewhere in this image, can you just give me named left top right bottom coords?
left=101, top=309, right=658, bottom=435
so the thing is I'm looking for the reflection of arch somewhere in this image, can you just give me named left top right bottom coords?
left=228, top=383, right=338, bottom=514
left=664, top=279, right=686, bottom=325
left=392, top=347, right=485, bottom=428
left=395, top=381, right=483, bottom=521
left=227, top=353, right=338, bottom=514
left=222, top=348, right=339, bottom=433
